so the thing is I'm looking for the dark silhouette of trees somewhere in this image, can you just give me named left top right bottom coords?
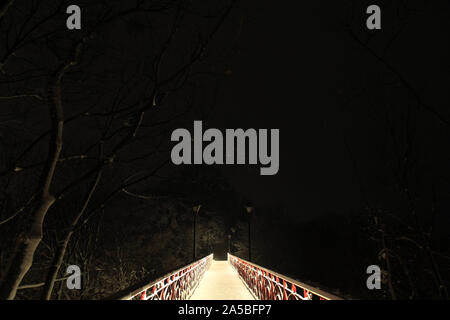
left=0, top=0, right=237, bottom=299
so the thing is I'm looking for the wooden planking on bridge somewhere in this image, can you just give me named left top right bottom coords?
left=189, top=260, right=255, bottom=300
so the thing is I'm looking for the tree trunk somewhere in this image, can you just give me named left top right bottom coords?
left=41, top=170, right=102, bottom=300
left=0, top=35, right=87, bottom=299
left=0, top=197, right=54, bottom=299
left=0, top=77, right=64, bottom=299
left=41, top=232, right=72, bottom=300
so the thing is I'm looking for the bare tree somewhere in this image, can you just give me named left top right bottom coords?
left=0, top=0, right=237, bottom=299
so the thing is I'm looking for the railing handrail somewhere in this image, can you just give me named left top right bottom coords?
left=228, top=253, right=343, bottom=300
left=108, top=254, right=213, bottom=300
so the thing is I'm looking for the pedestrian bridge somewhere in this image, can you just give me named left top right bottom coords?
left=112, top=254, right=342, bottom=300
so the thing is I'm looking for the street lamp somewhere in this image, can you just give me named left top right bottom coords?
left=192, top=204, right=201, bottom=261
left=244, top=204, right=253, bottom=261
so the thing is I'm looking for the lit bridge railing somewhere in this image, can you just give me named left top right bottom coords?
left=228, top=253, right=343, bottom=300
left=114, top=254, right=213, bottom=300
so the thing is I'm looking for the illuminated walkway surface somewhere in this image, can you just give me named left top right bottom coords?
left=190, top=260, right=255, bottom=300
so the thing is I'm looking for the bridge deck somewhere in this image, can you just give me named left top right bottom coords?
left=190, top=260, right=255, bottom=300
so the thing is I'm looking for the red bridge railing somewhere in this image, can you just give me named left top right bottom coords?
left=228, top=253, right=343, bottom=300
left=117, top=254, right=213, bottom=300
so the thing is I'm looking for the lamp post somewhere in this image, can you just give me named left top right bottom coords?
left=192, top=204, right=201, bottom=261
left=227, top=234, right=231, bottom=253
left=244, top=205, right=253, bottom=261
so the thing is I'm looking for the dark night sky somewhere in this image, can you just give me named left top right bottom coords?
left=202, top=1, right=450, bottom=221
left=210, top=1, right=365, bottom=218
left=3, top=0, right=448, bottom=223
left=3, top=0, right=450, bottom=222
left=3, top=0, right=449, bottom=223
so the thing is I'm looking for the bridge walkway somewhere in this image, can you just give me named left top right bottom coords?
left=190, top=260, right=255, bottom=300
